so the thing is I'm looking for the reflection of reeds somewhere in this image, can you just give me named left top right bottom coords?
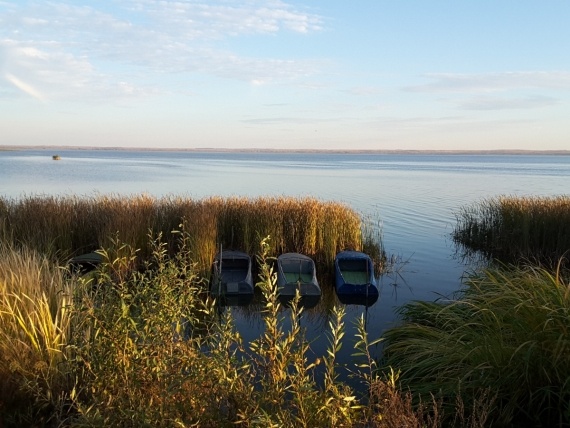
left=0, top=194, right=380, bottom=274
left=381, top=263, right=570, bottom=426
left=453, top=195, right=570, bottom=267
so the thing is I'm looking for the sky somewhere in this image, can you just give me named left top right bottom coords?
left=1, top=0, right=570, bottom=151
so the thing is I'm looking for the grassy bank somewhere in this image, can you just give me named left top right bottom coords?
left=453, top=195, right=570, bottom=267
left=380, top=195, right=570, bottom=426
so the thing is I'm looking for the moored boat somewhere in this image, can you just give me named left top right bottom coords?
left=276, top=253, right=320, bottom=296
left=334, top=250, right=378, bottom=298
left=68, top=252, right=103, bottom=275
left=210, top=250, right=254, bottom=297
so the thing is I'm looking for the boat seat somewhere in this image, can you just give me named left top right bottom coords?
left=342, top=271, right=368, bottom=284
left=227, top=282, right=240, bottom=293
left=284, top=272, right=313, bottom=284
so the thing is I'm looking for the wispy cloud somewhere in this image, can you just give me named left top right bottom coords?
left=0, top=38, right=156, bottom=102
left=459, top=95, right=559, bottom=110
left=344, top=86, right=384, bottom=96
left=123, top=0, right=322, bottom=38
left=0, top=1, right=325, bottom=102
left=406, top=71, right=570, bottom=93
left=4, top=72, right=46, bottom=102
left=403, top=72, right=570, bottom=111
left=242, top=116, right=335, bottom=125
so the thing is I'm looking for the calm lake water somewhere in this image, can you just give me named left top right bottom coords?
left=2, top=149, right=569, bottom=386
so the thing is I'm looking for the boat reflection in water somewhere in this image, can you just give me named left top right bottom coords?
left=215, top=293, right=255, bottom=308
left=336, top=292, right=378, bottom=308
left=278, top=293, right=321, bottom=310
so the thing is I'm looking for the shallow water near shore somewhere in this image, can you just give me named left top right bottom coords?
left=2, top=149, right=569, bottom=388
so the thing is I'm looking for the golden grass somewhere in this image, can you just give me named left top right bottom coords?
left=0, top=194, right=372, bottom=274
left=0, top=243, right=75, bottom=423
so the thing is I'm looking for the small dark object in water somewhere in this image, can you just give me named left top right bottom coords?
left=52, top=155, right=61, bottom=160
left=69, top=252, right=102, bottom=275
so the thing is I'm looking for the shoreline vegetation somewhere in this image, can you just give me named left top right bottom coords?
left=381, top=195, right=570, bottom=427
left=1, top=194, right=570, bottom=426
left=453, top=195, right=570, bottom=269
left=0, top=195, right=384, bottom=275
left=1, top=144, right=570, bottom=155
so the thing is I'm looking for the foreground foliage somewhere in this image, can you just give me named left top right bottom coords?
left=1, top=234, right=441, bottom=427
left=381, top=262, right=570, bottom=427
left=0, top=244, right=75, bottom=425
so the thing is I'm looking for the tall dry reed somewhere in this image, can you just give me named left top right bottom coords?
left=0, top=194, right=374, bottom=274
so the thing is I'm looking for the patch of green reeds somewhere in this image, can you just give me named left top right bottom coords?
left=453, top=195, right=570, bottom=267
left=0, top=194, right=376, bottom=275
left=381, top=262, right=570, bottom=427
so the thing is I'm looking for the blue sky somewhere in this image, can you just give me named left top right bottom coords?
left=1, top=0, right=569, bottom=150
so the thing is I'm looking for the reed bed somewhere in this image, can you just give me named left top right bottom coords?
left=381, top=263, right=570, bottom=427
left=0, top=194, right=373, bottom=275
left=453, top=195, right=570, bottom=267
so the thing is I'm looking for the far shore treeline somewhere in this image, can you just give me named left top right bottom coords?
left=1, top=192, right=570, bottom=427
left=3, top=145, right=570, bottom=155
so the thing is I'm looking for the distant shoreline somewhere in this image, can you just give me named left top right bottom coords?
left=1, top=145, right=569, bottom=156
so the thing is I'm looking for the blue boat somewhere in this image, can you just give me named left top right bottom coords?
left=334, top=250, right=378, bottom=298
left=277, top=253, right=321, bottom=296
left=210, top=250, right=254, bottom=297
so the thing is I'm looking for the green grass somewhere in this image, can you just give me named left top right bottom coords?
left=381, top=262, right=570, bottom=427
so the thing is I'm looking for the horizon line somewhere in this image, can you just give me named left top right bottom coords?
left=1, top=145, right=570, bottom=155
